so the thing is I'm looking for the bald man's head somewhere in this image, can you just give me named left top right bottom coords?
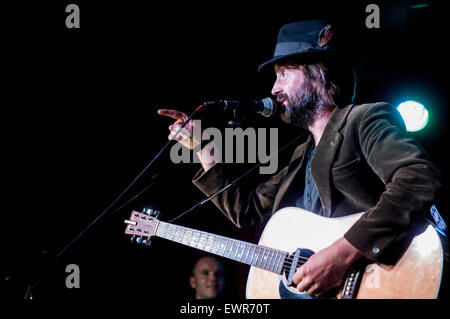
left=189, top=257, right=225, bottom=299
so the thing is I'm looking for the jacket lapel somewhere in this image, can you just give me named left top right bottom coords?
left=310, top=104, right=354, bottom=217
left=272, top=135, right=314, bottom=213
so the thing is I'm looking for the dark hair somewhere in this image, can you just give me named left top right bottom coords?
left=281, top=58, right=356, bottom=108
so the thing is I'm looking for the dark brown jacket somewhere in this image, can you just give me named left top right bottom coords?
left=193, top=102, right=442, bottom=264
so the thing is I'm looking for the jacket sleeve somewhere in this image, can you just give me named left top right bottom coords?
left=343, top=103, right=442, bottom=264
left=192, top=163, right=289, bottom=228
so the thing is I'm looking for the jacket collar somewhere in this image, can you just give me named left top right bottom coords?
left=310, top=103, right=355, bottom=216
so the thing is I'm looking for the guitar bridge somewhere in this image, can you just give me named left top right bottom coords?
left=341, top=259, right=366, bottom=299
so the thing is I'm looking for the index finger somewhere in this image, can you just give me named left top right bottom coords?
left=292, top=265, right=305, bottom=285
left=157, top=109, right=188, bottom=121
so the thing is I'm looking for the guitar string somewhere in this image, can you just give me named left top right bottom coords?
left=129, top=220, right=312, bottom=266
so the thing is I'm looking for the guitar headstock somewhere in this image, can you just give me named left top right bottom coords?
left=124, top=209, right=160, bottom=246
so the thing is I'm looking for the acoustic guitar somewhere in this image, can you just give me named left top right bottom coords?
left=124, top=207, right=444, bottom=299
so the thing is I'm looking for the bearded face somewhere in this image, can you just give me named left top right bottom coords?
left=278, top=82, right=319, bottom=128
left=272, top=63, right=336, bottom=128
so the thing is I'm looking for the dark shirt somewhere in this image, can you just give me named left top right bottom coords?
left=295, top=146, right=324, bottom=215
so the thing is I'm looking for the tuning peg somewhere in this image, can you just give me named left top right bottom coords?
left=145, top=208, right=154, bottom=216
left=136, top=236, right=144, bottom=244
left=144, top=239, right=152, bottom=247
left=152, top=210, right=160, bottom=218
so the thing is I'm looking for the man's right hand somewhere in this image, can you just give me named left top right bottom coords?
left=157, top=109, right=219, bottom=172
left=157, top=109, right=200, bottom=150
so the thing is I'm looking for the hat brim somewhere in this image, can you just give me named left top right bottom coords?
left=258, top=49, right=364, bottom=72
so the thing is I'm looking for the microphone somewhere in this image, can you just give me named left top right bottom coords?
left=203, top=97, right=278, bottom=118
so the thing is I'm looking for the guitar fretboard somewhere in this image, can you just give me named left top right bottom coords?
left=155, top=221, right=288, bottom=274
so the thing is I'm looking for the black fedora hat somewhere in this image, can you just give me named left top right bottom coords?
left=258, top=20, right=362, bottom=72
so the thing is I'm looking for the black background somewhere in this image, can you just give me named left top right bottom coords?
left=1, top=0, right=448, bottom=311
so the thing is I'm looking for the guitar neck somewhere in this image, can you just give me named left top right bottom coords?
left=155, top=221, right=288, bottom=275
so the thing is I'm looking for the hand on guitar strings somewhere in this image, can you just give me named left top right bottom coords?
left=293, top=237, right=363, bottom=297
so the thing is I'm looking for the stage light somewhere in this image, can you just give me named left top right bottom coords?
left=396, top=101, right=429, bottom=132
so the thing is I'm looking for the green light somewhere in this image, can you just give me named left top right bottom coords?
left=396, top=101, right=429, bottom=132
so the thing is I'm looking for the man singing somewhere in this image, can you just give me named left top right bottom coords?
left=157, top=20, right=441, bottom=298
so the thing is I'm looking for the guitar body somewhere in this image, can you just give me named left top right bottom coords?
left=246, top=207, right=444, bottom=299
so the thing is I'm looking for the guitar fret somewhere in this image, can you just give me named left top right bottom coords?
left=225, top=239, right=233, bottom=258
left=162, top=222, right=168, bottom=237
left=169, top=225, right=175, bottom=241
left=250, top=245, right=257, bottom=265
left=217, top=237, right=225, bottom=256
left=252, top=246, right=258, bottom=267
left=258, top=246, right=264, bottom=268
left=277, top=251, right=287, bottom=274
left=235, top=241, right=243, bottom=261
left=203, top=234, right=209, bottom=251
left=245, top=244, right=252, bottom=265
left=205, top=234, right=214, bottom=252
left=156, top=222, right=166, bottom=237
left=227, top=239, right=234, bottom=258
left=272, top=250, right=280, bottom=272
left=261, top=247, right=269, bottom=270
left=243, top=243, right=250, bottom=265
left=273, top=249, right=279, bottom=272
left=230, top=240, right=238, bottom=260
left=162, top=223, right=170, bottom=239
left=196, top=231, right=203, bottom=248
left=168, top=224, right=176, bottom=241
left=242, top=243, right=250, bottom=264
left=182, top=229, right=192, bottom=245
left=236, top=242, right=245, bottom=262
left=268, top=249, right=275, bottom=271
left=211, top=236, right=219, bottom=254
left=268, top=249, right=275, bottom=272
left=173, top=225, right=179, bottom=242
left=179, top=226, right=186, bottom=243
left=174, top=225, right=183, bottom=242
left=198, top=232, right=207, bottom=249
left=265, top=248, right=272, bottom=271
left=256, top=246, right=263, bottom=268
left=220, top=238, right=227, bottom=257
left=202, top=233, right=209, bottom=249
left=194, top=231, right=201, bottom=248
left=221, top=238, right=228, bottom=257
left=261, top=247, right=268, bottom=268
left=274, top=250, right=281, bottom=274
left=234, top=242, right=240, bottom=261
left=228, top=240, right=235, bottom=259
left=190, top=230, right=199, bottom=247
left=254, top=245, right=260, bottom=266
left=163, top=222, right=169, bottom=238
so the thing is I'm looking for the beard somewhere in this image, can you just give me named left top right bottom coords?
left=279, top=84, right=321, bottom=129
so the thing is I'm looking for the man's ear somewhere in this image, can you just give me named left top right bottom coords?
left=189, top=276, right=196, bottom=289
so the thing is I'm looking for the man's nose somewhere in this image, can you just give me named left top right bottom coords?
left=208, top=273, right=216, bottom=281
left=271, top=79, right=282, bottom=96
